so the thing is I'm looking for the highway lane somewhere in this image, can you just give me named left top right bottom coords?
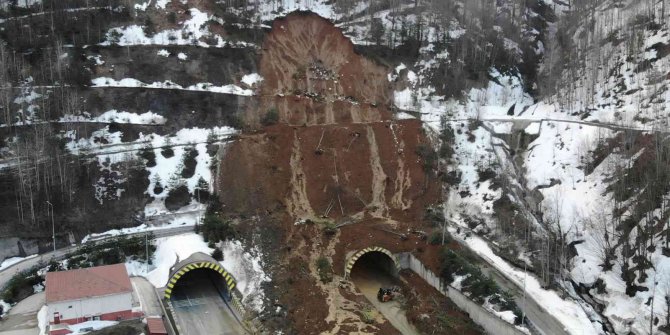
left=171, top=274, right=246, bottom=335
left=449, top=226, right=570, bottom=335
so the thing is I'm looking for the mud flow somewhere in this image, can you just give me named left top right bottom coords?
left=350, top=253, right=420, bottom=335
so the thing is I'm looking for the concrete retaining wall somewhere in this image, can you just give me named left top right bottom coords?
left=396, top=252, right=524, bottom=335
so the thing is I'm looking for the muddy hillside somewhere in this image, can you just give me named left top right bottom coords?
left=220, top=12, right=438, bottom=223
left=248, top=12, right=392, bottom=126
left=217, top=12, right=441, bottom=334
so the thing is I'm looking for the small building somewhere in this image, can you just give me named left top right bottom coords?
left=45, top=263, right=133, bottom=328
left=146, top=317, right=168, bottom=335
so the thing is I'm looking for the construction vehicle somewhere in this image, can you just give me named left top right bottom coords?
left=377, top=286, right=400, bottom=302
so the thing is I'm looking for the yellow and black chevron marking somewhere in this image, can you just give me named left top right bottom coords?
left=164, top=261, right=237, bottom=299
left=344, top=246, right=400, bottom=279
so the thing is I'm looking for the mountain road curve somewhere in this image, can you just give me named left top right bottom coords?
left=0, top=225, right=195, bottom=290
left=448, top=224, right=570, bottom=335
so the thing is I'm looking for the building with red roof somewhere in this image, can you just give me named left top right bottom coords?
left=45, top=263, right=134, bottom=329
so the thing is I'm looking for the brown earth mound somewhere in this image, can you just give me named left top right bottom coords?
left=249, top=12, right=393, bottom=126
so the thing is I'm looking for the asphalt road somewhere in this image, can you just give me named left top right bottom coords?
left=450, top=229, right=568, bottom=335
left=171, top=276, right=246, bottom=335
left=0, top=225, right=195, bottom=290
left=131, top=277, right=162, bottom=317
left=0, top=292, right=44, bottom=335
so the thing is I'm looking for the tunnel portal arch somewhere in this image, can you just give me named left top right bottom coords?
left=164, top=252, right=237, bottom=299
left=344, top=246, right=400, bottom=279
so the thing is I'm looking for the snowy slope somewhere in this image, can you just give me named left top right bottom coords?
left=391, top=0, right=670, bottom=333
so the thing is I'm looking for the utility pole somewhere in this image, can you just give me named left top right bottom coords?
left=145, top=233, right=149, bottom=274
left=46, top=201, right=55, bottom=252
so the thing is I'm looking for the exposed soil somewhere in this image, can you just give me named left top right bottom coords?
left=403, top=271, right=484, bottom=335
left=216, top=11, right=456, bottom=335
left=250, top=12, right=393, bottom=127
left=219, top=120, right=437, bottom=221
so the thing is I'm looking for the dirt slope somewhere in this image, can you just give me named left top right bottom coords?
left=248, top=12, right=392, bottom=126
left=217, top=11, right=443, bottom=334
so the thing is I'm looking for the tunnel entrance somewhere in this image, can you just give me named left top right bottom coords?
left=169, top=268, right=246, bottom=335
left=170, top=268, right=231, bottom=304
left=164, top=253, right=246, bottom=335
left=164, top=257, right=236, bottom=300
left=350, top=251, right=399, bottom=279
left=348, top=249, right=419, bottom=335
left=344, top=246, right=400, bottom=279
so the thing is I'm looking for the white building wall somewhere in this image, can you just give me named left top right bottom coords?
left=48, top=292, right=132, bottom=323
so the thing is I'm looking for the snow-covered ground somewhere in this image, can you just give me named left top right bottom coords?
left=67, top=320, right=118, bottom=334
left=0, top=254, right=38, bottom=271
left=125, top=233, right=270, bottom=313
left=450, top=226, right=599, bottom=334
left=37, top=305, right=47, bottom=335
left=91, top=77, right=254, bottom=96
left=64, top=125, right=236, bottom=214
left=0, top=300, right=11, bottom=318
left=220, top=240, right=270, bottom=312
left=60, top=110, right=166, bottom=125
left=102, top=8, right=253, bottom=48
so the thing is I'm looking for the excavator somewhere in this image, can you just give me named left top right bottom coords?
left=377, top=286, right=400, bottom=302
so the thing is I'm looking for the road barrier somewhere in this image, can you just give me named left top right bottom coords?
left=396, top=252, right=526, bottom=335
left=155, top=287, right=179, bottom=335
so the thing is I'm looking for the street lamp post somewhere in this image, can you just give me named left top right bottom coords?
left=522, top=249, right=541, bottom=325
left=46, top=201, right=56, bottom=252
left=145, top=233, right=149, bottom=274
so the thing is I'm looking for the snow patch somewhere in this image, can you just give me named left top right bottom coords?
left=68, top=320, right=118, bottom=333
left=241, top=73, right=263, bottom=87
left=220, top=240, right=270, bottom=312
left=0, top=300, right=11, bottom=318
left=0, top=254, right=38, bottom=271
left=37, top=305, right=47, bottom=335
left=91, top=77, right=254, bottom=96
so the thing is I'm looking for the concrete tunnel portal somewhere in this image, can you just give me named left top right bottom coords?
left=164, top=252, right=247, bottom=335
left=345, top=247, right=420, bottom=335
left=164, top=253, right=237, bottom=300
left=345, top=246, right=400, bottom=279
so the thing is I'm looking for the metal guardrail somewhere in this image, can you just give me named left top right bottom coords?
left=155, top=287, right=179, bottom=335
